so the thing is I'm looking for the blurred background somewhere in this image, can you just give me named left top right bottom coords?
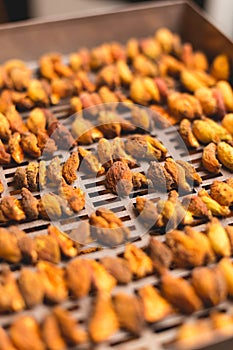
left=0, top=0, right=233, bottom=39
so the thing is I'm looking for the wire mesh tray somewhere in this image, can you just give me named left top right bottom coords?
left=0, top=1, right=233, bottom=350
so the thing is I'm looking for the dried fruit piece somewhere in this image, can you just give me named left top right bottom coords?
left=37, top=261, right=67, bottom=303
left=217, top=141, right=233, bottom=171
left=79, top=147, right=105, bottom=175
left=168, top=92, right=202, bottom=120
left=39, top=193, right=62, bottom=219
left=164, top=158, right=192, bottom=193
left=18, top=268, right=44, bottom=308
left=125, top=134, right=167, bottom=160
left=113, top=293, right=143, bottom=335
left=161, top=273, right=202, bottom=314
left=26, top=161, right=39, bottom=191
left=8, top=132, right=24, bottom=164
left=0, top=139, right=10, bottom=164
left=0, top=112, right=11, bottom=140
left=90, top=207, right=130, bottom=246
left=41, top=314, right=66, bottom=350
left=97, top=138, right=114, bottom=168
left=206, top=218, right=231, bottom=257
left=175, top=320, right=212, bottom=349
left=124, top=244, right=153, bottom=278
left=185, top=226, right=215, bottom=263
left=27, top=108, right=46, bottom=134
left=0, top=267, right=25, bottom=313
left=53, top=307, right=87, bottom=345
left=219, top=258, right=233, bottom=297
left=89, top=292, right=119, bottom=343
left=71, top=117, right=103, bottom=144
left=216, top=81, right=233, bottom=112
left=135, top=197, right=159, bottom=227
left=193, top=118, right=232, bottom=144
left=10, top=316, right=45, bottom=350
left=62, top=151, right=79, bottom=185
left=111, top=137, right=136, bottom=167
left=35, top=235, right=61, bottom=264
left=48, top=225, right=78, bottom=258
left=47, top=156, right=62, bottom=185
left=27, top=79, right=49, bottom=105
left=179, top=118, right=200, bottom=148
left=59, top=180, right=85, bottom=213
left=147, top=161, right=174, bottom=191
left=210, top=180, right=233, bottom=206
left=132, top=172, right=148, bottom=189
left=181, top=69, right=207, bottom=92
left=202, top=142, right=221, bottom=174
left=222, top=113, right=233, bottom=135
left=211, top=54, right=230, bottom=81
left=147, top=237, right=173, bottom=273
left=139, top=284, right=173, bottom=323
left=192, top=266, right=227, bottom=306
left=88, top=260, right=116, bottom=293
left=176, top=160, right=202, bottom=185
left=17, top=235, right=38, bottom=264
left=133, top=56, right=158, bottom=77
left=0, top=228, right=22, bottom=263
left=5, top=105, right=27, bottom=134
left=0, top=196, right=25, bottom=221
left=66, top=258, right=91, bottom=298
left=211, top=312, right=233, bottom=336
left=131, top=105, right=152, bottom=131
left=155, top=27, right=176, bottom=53
left=21, top=132, right=41, bottom=158
left=198, top=189, right=230, bottom=217
left=105, top=161, right=133, bottom=196
left=21, top=187, right=39, bottom=220
left=100, top=256, right=132, bottom=284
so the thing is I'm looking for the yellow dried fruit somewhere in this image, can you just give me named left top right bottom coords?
left=193, top=118, right=232, bottom=144
left=206, top=218, right=231, bottom=257
left=210, top=180, right=233, bottom=206
left=198, top=189, right=230, bottom=217
left=124, top=244, right=153, bottom=278
left=219, top=258, right=233, bottom=296
left=217, top=141, right=233, bottom=171
left=211, top=54, right=230, bottom=81
left=179, top=118, right=200, bottom=148
left=216, top=80, right=233, bottom=111
left=222, top=113, right=233, bottom=135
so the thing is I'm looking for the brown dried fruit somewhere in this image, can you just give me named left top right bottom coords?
left=161, top=273, right=202, bottom=314
left=62, top=151, right=79, bottom=185
left=90, top=207, right=130, bottom=246
left=105, top=161, right=133, bottom=196
left=21, top=132, right=41, bottom=158
left=217, top=141, right=233, bottom=171
left=113, top=293, right=143, bottom=335
left=79, top=147, right=105, bottom=175
left=147, top=237, right=173, bottom=273
left=0, top=267, right=25, bottom=313
left=179, top=118, right=200, bottom=148
left=0, top=196, right=25, bottom=221
left=111, top=137, right=136, bottom=167
left=17, top=268, right=44, bottom=308
left=176, top=160, right=202, bottom=185
left=0, top=112, right=11, bottom=140
left=59, top=180, right=85, bottom=213
left=135, top=197, right=159, bottom=227
left=164, top=158, right=192, bottom=193
left=147, top=161, right=174, bottom=191
left=48, top=225, right=78, bottom=258
left=5, top=105, right=27, bottom=134
left=192, top=266, right=227, bottom=306
left=97, top=138, right=114, bottom=168
left=37, top=130, right=57, bottom=155
left=37, top=261, right=67, bottom=303
left=53, top=306, right=87, bottom=345
left=47, top=156, right=62, bottom=185
left=202, top=142, right=221, bottom=174
left=0, top=139, right=10, bottom=164
left=125, top=134, right=167, bottom=160
left=210, top=180, right=233, bottom=206
left=35, top=235, right=61, bottom=264
left=48, top=120, right=75, bottom=149
left=10, top=316, right=45, bottom=350
left=168, top=92, right=202, bottom=120
left=206, top=218, right=231, bottom=257
left=17, top=235, right=38, bottom=264
left=124, top=244, right=153, bottom=278
left=26, top=161, right=39, bottom=191
left=100, top=256, right=132, bottom=284
left=131, top=105, right=152, bottom=131
left=66, top=258, right=91, bottom=298
left=21, top=187, right=39, bottom=220
left=41, top=314, right=66, bottom=350
left=182, top=195, right=210, bottom=218
left=139, top=284, right=173, bottom=323
left=198, top=189, right=230, bottom=217
left=89, top=292, right=119, bottom=343
left=132, top=172, right=148, bottom=189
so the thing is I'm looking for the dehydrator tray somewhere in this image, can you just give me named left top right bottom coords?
left=0, top=1, right=233, bottom=349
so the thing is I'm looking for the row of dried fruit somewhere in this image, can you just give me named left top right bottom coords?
left=1, top=242, right=233, bottom=347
